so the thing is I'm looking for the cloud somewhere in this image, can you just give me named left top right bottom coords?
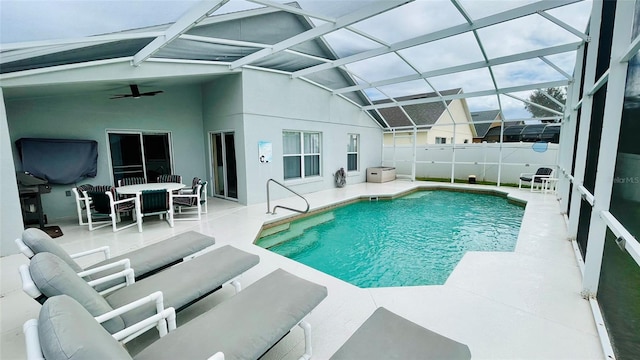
left=0, top=0, right=199, bottom=43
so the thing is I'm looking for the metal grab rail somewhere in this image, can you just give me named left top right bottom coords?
left=266, top=179, right=310, bottom=215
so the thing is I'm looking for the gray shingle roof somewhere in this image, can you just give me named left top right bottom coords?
left=470, top=109, right=501, bottom=137
left=373, top=89, right=462, bottom=128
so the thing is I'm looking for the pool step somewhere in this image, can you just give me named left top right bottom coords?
left=259, top=223, right=290, bottom=238
left=257, top=212, right=335, bottom=249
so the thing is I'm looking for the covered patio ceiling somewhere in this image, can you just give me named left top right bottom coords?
left=0, top=0, right=592, bottom=129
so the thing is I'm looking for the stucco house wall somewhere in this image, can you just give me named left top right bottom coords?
left=238, top=69, right=383, bottom=204
left=425, top=99, right=474, bottom=144
left=5, top=83, right=207, bottom=222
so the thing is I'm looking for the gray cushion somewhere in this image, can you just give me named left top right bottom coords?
left=39, top=295, right=133, bottom=360
left=330, top=307, right=472, bottom=360
left=22, top=228, right=84, bottom=273
left=134, top=268, right=328, bottom=360
left=87, top=231, right=215, bottom=292
left=29, top=252, right=125, bottom=334
left=105, top=245, right=259, bottom=328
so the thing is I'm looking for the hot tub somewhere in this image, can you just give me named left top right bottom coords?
left=366, top=167, right=396, bottom=183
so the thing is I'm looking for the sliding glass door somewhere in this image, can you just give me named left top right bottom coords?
left=211, top=132, right=237, bottom=200
left=108, top=132, right=172, bottom=184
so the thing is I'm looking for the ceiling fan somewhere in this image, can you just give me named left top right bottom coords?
left=110, top=84, right=163, bottom=99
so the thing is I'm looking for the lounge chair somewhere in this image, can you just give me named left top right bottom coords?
left=16, top=228, right=216, bottom=293
left=330, top=307, right=471, bottom=360
left=24, top=268, right=327, bottom=360
left=20, top=245, right=259, bottom=335
left=518, top=167, right=553, bottom=192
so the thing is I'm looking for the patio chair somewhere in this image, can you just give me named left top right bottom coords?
left=518, top=167, right=553, bottom=192
left=25, top=268, right=327, bottom=360
left=330, top=307, right=471, bottom=359
left=157, top=174, right=182, bottom=184
left=135, top=190, right=174, bottom=232
left=71, top=184, right=94, bottom=226
left=173, top=178, right=206, bottom=221
left=84, top=186, right=137, bottom=232
left=19, top=244, right=260, bottom=335
left=15, top=228, right=216, bottom=293
left=118, top=177, right=147, bottom=187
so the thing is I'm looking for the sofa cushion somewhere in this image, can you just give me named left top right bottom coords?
left=29, top=252, right=124, bottom=333
left=330, top=307, right=472, bottom=360
left=22, top=228, right=83, bottom=273
left=105, top=245, right=259, bottom=328
left=38, top=295, right=132, bottom=360
left=134, top=268, right=327, bottom=360
left=87, top=231, right=215, bottom=287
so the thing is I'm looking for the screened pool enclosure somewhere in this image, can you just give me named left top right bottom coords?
left=1, top=0, right=639, bottom=358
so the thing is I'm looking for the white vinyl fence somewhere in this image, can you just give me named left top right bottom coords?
left=382, top=142, right=559, bottom=185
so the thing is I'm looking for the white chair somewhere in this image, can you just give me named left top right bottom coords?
left=71, top=184, right=94, bottom=225
left=173, top=178, right=207, bottom=221
left=84, top=186, right=137, bottom=232
left=518, top=167, right=554, bottom=192
left=135, top=189, right=174, bottom=232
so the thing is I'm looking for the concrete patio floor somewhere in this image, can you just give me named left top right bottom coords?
left=0, top=180, right=604, bottom=359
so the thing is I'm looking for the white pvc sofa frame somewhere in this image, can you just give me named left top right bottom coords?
left=23, top=268, right=327, bottom=360
left=19, top=250, right=244, bottom=300
left=16, top=229, right=217, bottom=288
left=23, top=291, right=179, bottom=359
left=19, top=258, right=136, bottom=298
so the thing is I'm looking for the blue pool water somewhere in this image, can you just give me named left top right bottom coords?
left=256, top=190, right=524, bottom=288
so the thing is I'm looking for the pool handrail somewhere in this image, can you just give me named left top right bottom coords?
left=266, top=179, right=310, bottom=215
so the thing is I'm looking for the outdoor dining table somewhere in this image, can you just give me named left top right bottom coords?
left=116, top=182, right=186, bottom=195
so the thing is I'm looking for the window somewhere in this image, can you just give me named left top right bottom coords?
left=283, top=131, right=321, bottom=180
left=435, top=137, right=447, bottom=144
left=108, top=132, right=172, bottom=184
left=347, top=134, right=359, bottom=172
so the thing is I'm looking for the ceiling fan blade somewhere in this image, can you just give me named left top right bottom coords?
left=110, top=94, right=132, bottom=99
left=110, top=84, right=163, bottom=99
left=141, top=90, right=164, bottom=96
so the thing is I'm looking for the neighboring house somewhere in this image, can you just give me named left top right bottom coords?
left=470, top=110, right=503, bottom=143
left=378, top=89, right=476, bottom=145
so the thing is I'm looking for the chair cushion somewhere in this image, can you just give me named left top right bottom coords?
left=158, top=174, right=181, bottom=183
left=173, top=183, right=199, bottom=207
left=141, top=190, right=169, bottom=213
left=133, top=268, right=328, bottom=360
left=87, top=231, right=215, bottom=291
left=22, top=228, right=84, bottom=273
left=87, top=187, right=114, bottom=214
left=121, top=177, right=146, bottom=186
left=29, top=252, right=125, bottom=334
left=38, top=295, right=132, bottom=360
left=105, top=245, right=259, bottom=328
left=330, top=307, right=471, bottom=360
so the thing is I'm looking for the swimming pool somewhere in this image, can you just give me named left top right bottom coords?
left=256, top=190, right=525, bottom=288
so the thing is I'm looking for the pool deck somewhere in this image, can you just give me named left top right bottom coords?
left=0, top=180, right=604, bottom=359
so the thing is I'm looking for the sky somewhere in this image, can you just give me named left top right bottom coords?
left=0, top=0, right=594, bottom=120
